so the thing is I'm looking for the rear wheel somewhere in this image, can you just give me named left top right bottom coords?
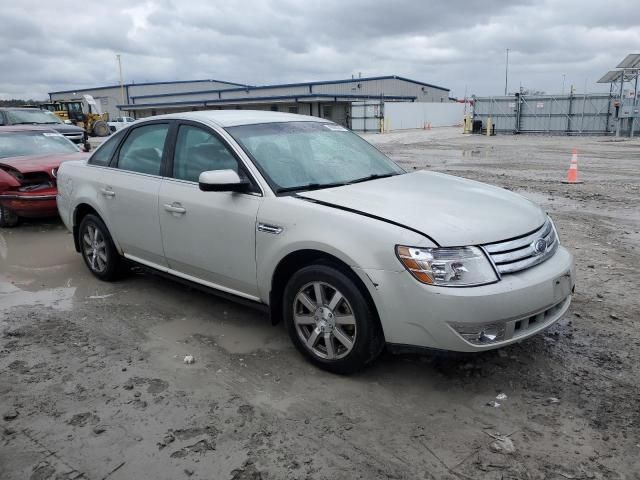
left=0, top=205, right=19, bottom=228
left=78, top=214, right=123, bottom=280
left=283, top=264, right=384, bottom=374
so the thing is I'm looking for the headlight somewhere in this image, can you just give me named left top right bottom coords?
left=396, top=245, right=498, bottom=287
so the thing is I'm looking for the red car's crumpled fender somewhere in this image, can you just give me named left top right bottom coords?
left=0, top=169, right=20, bottom=193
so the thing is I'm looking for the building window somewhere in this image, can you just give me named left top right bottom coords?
left=322, top=105, right=333, bottom=119
left=270, top=105, right=279, bottom=112
left=288, top=106, right=299, bottom=114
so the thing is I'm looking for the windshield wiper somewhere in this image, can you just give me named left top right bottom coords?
left=276, top=181, right=348, bottom=194
left=11, top=122, right=39, bottom=125
left=347, top=173, right=398, bottom=185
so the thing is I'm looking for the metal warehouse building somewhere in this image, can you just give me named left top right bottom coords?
left=49, top=75, right=450, bottom=131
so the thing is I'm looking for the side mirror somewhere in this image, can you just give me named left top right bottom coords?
left=83, top=142, right=91, bottom=152
left=199, top=169, right=250, bottom=193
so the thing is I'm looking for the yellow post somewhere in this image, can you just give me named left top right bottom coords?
left=486, top=116, right=493, bottom=136
left=463, top=115, right=471, bottom=134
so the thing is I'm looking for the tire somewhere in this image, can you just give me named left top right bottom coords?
left=78, top=214, right=123, bottom=281
left=0, top=205, right=19, bottom=228
left=283, top=264, right=384, bottom=374
left=92, top=120, right=110, bottom=137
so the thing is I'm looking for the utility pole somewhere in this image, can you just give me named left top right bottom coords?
left=116, top=54, right=125, bottom=106
left=504, top=48, right=510, bottom=96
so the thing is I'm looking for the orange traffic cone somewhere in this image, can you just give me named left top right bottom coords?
left=562, top=148, right=583, bottom=184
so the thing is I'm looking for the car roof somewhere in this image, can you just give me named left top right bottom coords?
left=147, top=110, right=330, bottom=127
left=0, top=125, right=59, bottom=133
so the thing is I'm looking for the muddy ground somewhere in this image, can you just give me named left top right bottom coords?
left=1, top=128, right=639, bottom=479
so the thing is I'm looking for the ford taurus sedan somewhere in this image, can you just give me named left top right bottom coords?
left=56, top=111, right=575, bottom=373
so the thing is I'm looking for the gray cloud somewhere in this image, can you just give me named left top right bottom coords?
left=0, top=0, right=638, bottom=100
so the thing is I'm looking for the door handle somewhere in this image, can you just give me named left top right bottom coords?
left=163, top=203, right=186, bottom=214
left=100, top=187, right=115, bottom=198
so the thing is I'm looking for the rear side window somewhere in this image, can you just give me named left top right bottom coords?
left=116, top=123, right=169, bottom=175
left=88, top=131, right=123, bottom=166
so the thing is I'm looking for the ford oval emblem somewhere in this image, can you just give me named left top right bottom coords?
left=532, top=238, right=547, bottom=255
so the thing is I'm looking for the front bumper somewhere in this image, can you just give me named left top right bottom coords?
left=0, top=191, right=58, bottom=218
left=361, top=246, right=575, bottom=352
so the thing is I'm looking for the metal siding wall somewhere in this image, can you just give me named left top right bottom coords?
left=384, top=102, right=466, bottom=130
left=473, top=94, right=614, bottom=134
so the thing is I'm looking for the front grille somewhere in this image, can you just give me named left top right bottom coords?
left=483, top=218, right=558, bottom=275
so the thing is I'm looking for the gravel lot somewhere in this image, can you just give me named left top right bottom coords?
left=1, top=128, right=639, bottom=479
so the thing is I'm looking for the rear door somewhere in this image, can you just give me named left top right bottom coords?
left=158, top=121, right=263, bottom=299
left=99, top=121, right=171, bottom=267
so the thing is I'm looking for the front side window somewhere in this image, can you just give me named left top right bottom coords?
left=172, top=125, right=239, bottom=183
left=116, top=123, right=168, bottom=175
left=227, top=122, right=403, bottom=192
left=88, top=130, right=124, bottom=166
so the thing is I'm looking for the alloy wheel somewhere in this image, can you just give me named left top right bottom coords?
left=293, top=281, right=357, bottom=360
left=82, top=224, right=108, bottom=273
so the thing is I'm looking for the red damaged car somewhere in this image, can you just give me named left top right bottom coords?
left=0, top=126, right=89, bottom=227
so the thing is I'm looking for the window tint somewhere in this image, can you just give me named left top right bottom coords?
left=117, top=123, right=169, bottom=175
left=172, top=125, right=238, bottom=182
left=88, top=131, right=123, bottom=166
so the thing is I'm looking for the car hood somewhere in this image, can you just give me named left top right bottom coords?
left=297, top=171, right=547, bottom=246
left=0, top=152, right=88, bottom=173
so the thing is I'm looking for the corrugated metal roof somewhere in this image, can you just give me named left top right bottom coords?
left=48, top=78, right=248, bottom=95
left=118, top=93, right=417, bottom=110
left=50, top=75, right=448, bottom=97
left=129, top=75, right=448, bottom=100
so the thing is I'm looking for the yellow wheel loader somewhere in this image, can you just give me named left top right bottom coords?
left=41, top=95, right=111, bottom=137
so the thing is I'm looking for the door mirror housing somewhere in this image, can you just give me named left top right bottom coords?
left=199, top=169, right=250, bottom=192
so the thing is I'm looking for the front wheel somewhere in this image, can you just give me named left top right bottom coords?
left=0, top=205, right=19, bottom=228
left=283, top=264, right=384, bottom=374
left=78, top=214, right=123, bottom=280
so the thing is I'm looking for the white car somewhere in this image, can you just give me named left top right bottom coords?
left=107, top=116, right=136, bottom=133
left=56, top=111, right=575, bottom=373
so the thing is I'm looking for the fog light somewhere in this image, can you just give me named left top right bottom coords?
left=450, top=322, right=506, bottom=345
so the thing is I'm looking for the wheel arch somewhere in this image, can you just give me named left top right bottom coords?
left=268, top=249, right=381, bottom=331
left=72, top=203, right=115, bottom=253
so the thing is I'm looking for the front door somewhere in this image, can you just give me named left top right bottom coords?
left=99, top=121, right=170, bottom=267
left=158, top=123, right=262, bottom=299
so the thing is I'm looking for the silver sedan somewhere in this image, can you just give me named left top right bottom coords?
left=56, top=110, right=575, bottom=373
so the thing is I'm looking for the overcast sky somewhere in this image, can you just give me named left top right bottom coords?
left=1, top=0, right=638, bottom=100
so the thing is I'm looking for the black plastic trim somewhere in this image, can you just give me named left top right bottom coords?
left=136, top=263, right=269, bottom=313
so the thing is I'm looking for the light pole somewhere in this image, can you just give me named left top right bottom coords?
left=504, top=48, right=510, bottom=96
left=116, top=54, right=125, bottom=105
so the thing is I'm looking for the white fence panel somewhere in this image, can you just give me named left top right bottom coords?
left=384, top=102, right=466, bottom=131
